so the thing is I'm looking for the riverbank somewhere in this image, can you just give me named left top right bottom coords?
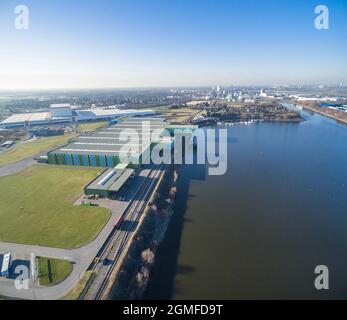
left=293, top=100, right=347, bottom=125
left=207, top=102, right=303, bottom=124
left=107, top=165, right=178, bottom=299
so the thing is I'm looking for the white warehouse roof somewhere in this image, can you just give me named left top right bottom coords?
left=50, top=103, right=71, bottom=109
left=0, top=106, right=156, bottom=128
left=91, top=108, right=155, bottom=116
left=74, top=108, right=156, bottom=121
left=1, top=112, right=51, bottom=125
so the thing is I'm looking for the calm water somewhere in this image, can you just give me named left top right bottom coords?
left=145, top=104, right=347, bottom=300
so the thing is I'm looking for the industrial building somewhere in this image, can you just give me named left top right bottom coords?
left=0, top=111, right=53, bottom=128
left=0, top=104, right=156, bottom=128
left=29, top=127, right=65, bottom=137
left=73, top=107, right=156, bottom=122
left=47, top=117, right=173, bottom=168
left=84, top=166, right=135, bottom=198
left=45, top=117, right=197, bottom=198
left=50, top=103, right=73, bottom=118
left=0, top=140, right=15, bottom=149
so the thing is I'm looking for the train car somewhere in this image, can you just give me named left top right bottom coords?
left=1, top=253, right=11, bottom=278
left=114, top=214, right=125, bottom=230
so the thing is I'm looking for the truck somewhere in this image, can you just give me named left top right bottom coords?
left=1, top=253, right=11, bottom=278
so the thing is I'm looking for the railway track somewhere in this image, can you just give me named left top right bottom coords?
left=84, top=166, right=162, bottom=300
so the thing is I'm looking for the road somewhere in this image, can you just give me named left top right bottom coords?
left=0, top=137, right=78, bottom=177
left=0, top=167, right=158, bottom=300
left=0, top=209, right=123, bottom=300
left=0, top=157, right=36, bottom=177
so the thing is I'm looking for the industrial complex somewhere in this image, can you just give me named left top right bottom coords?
left=0, top=103, right=156, bottom=128
left=45, top=117, right=197, bottom=198
left=47, top=117, right=173, bottom=167
left=0, top=108, right=197, bottom=300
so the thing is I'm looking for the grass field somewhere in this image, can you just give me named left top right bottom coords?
left=37, top=257, right=73, bottom=286
left=160, top=107, right=201, bottom=123
left=78, top=122, right=108, bottom=132
left=0, top=134, right=75, bottom=167
left=0, top=165, right=110, bottom=249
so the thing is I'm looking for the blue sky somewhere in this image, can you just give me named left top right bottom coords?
left=0, top=0, right=346, bottom=89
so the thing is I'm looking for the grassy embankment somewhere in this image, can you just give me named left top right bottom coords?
left=0, top=134, right=75, bottom=167
left=295, top=101, right=347, bottom=125
left=0, top=165, right=110, bottom=249
left=61, top=271, right=95, bottom=300
left=37, top=257, right=73, bottom=286
left=78, top=122, right=108, bottom=132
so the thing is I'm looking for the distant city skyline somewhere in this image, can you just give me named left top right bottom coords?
left=0, top=0, right=346, bottom=90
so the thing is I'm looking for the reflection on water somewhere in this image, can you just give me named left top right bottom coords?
left=145, top=105, right=347, bottom=300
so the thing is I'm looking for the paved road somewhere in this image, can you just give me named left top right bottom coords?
left=0, top=157, right=36, bottom=177
left=0, top=140, right=72, bottom=177
left=0, top=168, right=152, bottom=300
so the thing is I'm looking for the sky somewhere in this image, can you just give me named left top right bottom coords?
left=0, top=0, right=346, bottom=90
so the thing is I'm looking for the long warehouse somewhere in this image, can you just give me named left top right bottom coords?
left=47, top=117, right=174, bottom=167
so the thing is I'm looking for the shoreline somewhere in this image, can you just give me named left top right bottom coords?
left=106, top=165, right=178, bottom=300
left=290, top=101, right=347, bottom=126
left=214, top=118, right=303, bottom=128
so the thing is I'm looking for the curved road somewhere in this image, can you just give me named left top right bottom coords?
left=0, top=138, right=75, bottom=177
left=0, top=209, right=123, bottom=300
left=0, top=168, right=154, bottom=300
left=0, top=157, right=36, bottom=177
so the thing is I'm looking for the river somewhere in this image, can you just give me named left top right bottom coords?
left=145, top=104, right=347, bottom=300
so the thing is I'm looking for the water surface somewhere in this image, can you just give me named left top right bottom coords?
left=146, top=105, right=347, bottom=300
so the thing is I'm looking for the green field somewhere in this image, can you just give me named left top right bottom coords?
left=0, top=134, right=75, bottom=167
left=37, top=257, right=73, bottom=286
left=0, top=165, right=110, bottom=249
left=78, top=122, right=108, bottom=132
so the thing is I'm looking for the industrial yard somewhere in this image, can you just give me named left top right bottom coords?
left=0, top=113, right=196, bottom=300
